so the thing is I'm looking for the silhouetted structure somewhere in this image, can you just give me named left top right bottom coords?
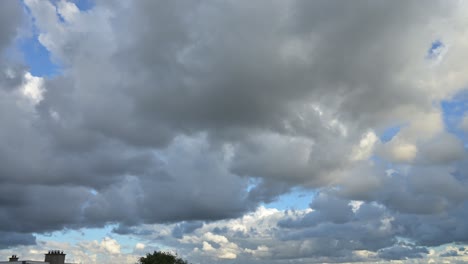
left=0, top=250, right=74, bottom=264
left=44, top=251, right=65, bottom=264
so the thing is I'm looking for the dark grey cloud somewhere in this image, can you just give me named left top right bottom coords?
left=0, top=1, right=467, bottom=262
left=172, top=221, right=204, bottom=239
left=0, top=232, right=36, bottom=249
left=377, top=243, right=428, bottom=260
left=0, top=0, right=22, bottom=51
left=279, top=193, right=354, bottom=228
left=336, top=163, right=468, bottom=215
left=392, top=202, right=468, bottom=247
left=0, top=0, right=26, bottom=91
left=278, top=197, right=397, bottom=255
left=274, top=190, right=468, bottom=260
left=0, top=184, right=92, bottom=233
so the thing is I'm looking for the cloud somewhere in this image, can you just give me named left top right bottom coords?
left=1, top=206, right=466, bottom=264
left=0, top=1, right=22, bottom=51
left=172, top=221, right=204, bottom=239
left=21, top=72, right=44, bottom=104
left=0, top=0, right=467, bottom=263
left=377, top=243, right=429, bottom=260
left=461, top=114, right=468, bottom=132
left=99, top=237, right=121, bottom=254
left=440, top=250, right=459, bottom=257
left=117, top=204, right=468, bottom=263
left=134, top=242, right=145, bottom=251
left=0, top=232, right=36, bottom=249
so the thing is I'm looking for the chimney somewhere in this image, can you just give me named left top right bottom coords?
left=44, top=250, right=66, bottom=264
left=9, top=255, right=18, bottom=262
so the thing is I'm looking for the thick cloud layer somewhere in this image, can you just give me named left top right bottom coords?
left=1, top=0, right=468, bottom=262
left=0, top=1, right=21, bottom=51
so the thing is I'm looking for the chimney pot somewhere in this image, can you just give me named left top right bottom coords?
left=9, top=254, right=19, bottom=262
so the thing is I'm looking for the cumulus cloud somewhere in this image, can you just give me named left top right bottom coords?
left=104, top=204, right=467, bottom=263
left=0, top=0, right=468, bottom=263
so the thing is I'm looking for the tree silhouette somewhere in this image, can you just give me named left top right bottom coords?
left=138, top=251, right=189, bottom=264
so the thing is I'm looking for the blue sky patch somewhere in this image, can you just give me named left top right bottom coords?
left=69, top=0, right=94, bottom=11
left=19, top=35, right=61, bottom=77
left=380, top=125, right=402, bottom=143
left=427, top=40, right=444, bottom=59
left=20, top=0, right=61, bottom=77
left=441, top=90, right=468, bottom=142
left=36, top=225, right=139, bottom=254
left=263, top=188, right=314, bottom=210
left=49, top=0, right=95, bottom=12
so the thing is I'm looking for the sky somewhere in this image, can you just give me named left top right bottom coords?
left=0, top=0, right=468, bottom=263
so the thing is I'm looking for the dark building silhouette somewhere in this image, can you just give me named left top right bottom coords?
left=0, top=250, right=74, bottom=264
left=44, top=251, right=65, bottom=264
